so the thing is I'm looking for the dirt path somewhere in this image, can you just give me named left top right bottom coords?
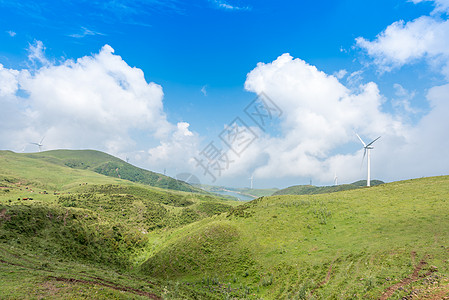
left=0, top=253, right=161, bottom=299
left=48, top=276, right=161, bottom=299
left=319, top=263, right=333, bottom=287
left=380, top=253, right=430, bottom=300
left=310, top=262, right=333, bottom=295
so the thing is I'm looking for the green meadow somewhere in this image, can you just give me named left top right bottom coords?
left=1, top=150, right=449, bottom=299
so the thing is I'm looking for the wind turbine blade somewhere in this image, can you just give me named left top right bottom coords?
left=40, top=136, right=45, bottom=144
left=30, top=142, right=38, bottom=145
left=361, top=148, right=366, bottom=168
left=356, top=133, right=366, bottom=147
left=366, top=136, right=381, bottom=148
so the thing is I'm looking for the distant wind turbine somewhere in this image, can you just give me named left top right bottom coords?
left=333, top=172, right=338, bottom=186
left=30, top=137, right=45, bottom=152
left=249, top=174, right=254, bottom=189
left=356, top=133, right=381, bottom=187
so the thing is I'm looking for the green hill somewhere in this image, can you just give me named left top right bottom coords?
left=140, top=176, right=449, bottom=299
left=24, top=149, right=202, bottom=193
left=0, top=150, right=240, bottom=299
left=1, top=150, right=449, bottom=299
left=273, top=180, right=384, bottom=196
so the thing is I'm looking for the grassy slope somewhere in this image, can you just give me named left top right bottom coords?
left=140, top=176, right=449, bottom=299
left=0, top=150, right=240, bottom=299
left=24, top=149, right=203, bottom=193
left=2, top=149, right=449, bottom=299
left=0, top=150, right=123, bottom=191
left=273, top=180, right=384, bottom=196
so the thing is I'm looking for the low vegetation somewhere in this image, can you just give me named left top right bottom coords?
left=1, top=150, right=449, bottom=299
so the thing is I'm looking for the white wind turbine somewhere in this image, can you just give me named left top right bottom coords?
left=333, top=172, right=338, bottom=186
left=249, top=174, right=254, bottom=189
left=356, top=134, right=381, bottom=187
left=30, top=137, right=45, bottom=152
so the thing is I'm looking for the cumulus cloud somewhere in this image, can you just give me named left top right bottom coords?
left=0, top=43, right=198, bottom=171
left=0, top=64, right=19, bottom=97
left=217, top=0, right=449, bottom=185
left=356, top=10, right=449, bottom=78
left=147, top=122, right=200, bottom=172
left=239, top=54, right=407, bottom=183
left=206, top=51, right=447, bottom=185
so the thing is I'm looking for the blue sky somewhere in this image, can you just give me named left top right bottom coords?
left=1, top=0, right=449, bottom=188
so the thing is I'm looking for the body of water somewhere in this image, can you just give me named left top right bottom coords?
left=214, top=190, right=255, bottom=201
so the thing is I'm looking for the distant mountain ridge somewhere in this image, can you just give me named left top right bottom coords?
left=24, top=149, right=202, bottom=193
left=272, top=180, right=384, bottom=196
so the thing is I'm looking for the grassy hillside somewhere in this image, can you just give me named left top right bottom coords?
left=273, top=180, right=384, bottom=196
left=24, top=149, right=202, bottom=193
left=1, top=149, right=449, bottom=299
left=140, top=176, right=449, bottom=299
left=0, top=150, right=240, bottom=299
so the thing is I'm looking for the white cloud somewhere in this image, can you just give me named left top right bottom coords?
left=212, top=51, right=448, bottom=185
left=201, top=85, right=207, bottom=96
left=333, top=69, right=347, bottom=79
left=410, top=0, right=449, bottom=14
left=0, top=64, right=19, bottom=97
left=210, top=0, right=251, bottom=11
left=27, top=40, right=51, bottom=67
left=0, top=43, right=197, bottom=170
left=356, top=14, right=449, bottom=78
left=146, top=122, right=199, bottom=172
left=392, top=83, right=419, bottom=115
left=6, top=31, right=16, bottom=37
left=240, top=54, right=407, bottom=183
left=69, top=26, right=105, bottom=38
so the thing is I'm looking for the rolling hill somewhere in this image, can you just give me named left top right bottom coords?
left=1, top=150, right=449, bottom=299
left=0, top=149, right=240, bottom=298
left=23, top=149, right=203, bottom=193
left=140, top=176, right=449, bottom=299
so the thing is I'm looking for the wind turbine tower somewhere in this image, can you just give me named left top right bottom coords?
left=249, top=174, right=254, bottom=189
left=356, top=134, right=381, bottom=187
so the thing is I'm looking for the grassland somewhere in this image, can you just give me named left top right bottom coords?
left=0, top=150, right=240, bottom=298
left=140, top=176, right=449, bottom=299
left=1, top=150, right=449, bottom=299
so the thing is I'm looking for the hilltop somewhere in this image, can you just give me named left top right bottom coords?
left=273, top=179, right=384, bottom=196
left=21, top=149, right=202, bottom=193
